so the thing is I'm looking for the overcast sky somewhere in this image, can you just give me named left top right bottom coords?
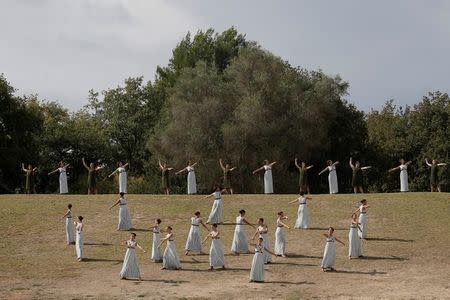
left=1, top=0, right=449, bottom=111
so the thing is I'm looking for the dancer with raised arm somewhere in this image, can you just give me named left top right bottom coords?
left=82, top=158, right=103, bottom=195
left=175, top=160, right=198, bottom=194
left=22, top=163, right=37, bottom=194
left=202, top=224, right=226, bottom=270
left=354, top=199, right=370, bottom=239
left=425, top=158, right=447, bottom=192
left=389, top=158, right=412, bottom=192
left=108, top=161, right=129, bottom=193
left=289, top=192, right=312, bottom=229
left=348, top=213, right=363, bottom=259
left=349, top=157, right=372, bottom=193
left=295, top=158, right=313, bottom=194
left=252, top=218, right=272, bottom=264
left=249, top=237, right=276, bottom=283
left=74, top=216, right=84, bottom=262
left=185, top=211, right=209, bottom=255
left=205, top=186, right=225, bottom=224
left=320, top=227, right=345, bottom=272
left=231, top=210, right=255, bottom=254
left=274, top=212, right=290, bottom=257
left=253, top=160, right=276, bottom=194
left=318, top=160, right=339, bottom=194
left=119, top=232, right=146, bottom=281
left=159, top=160, right=173, bottom=195
left=159, top=226, right=181, bottom=270
left=151, top=219, right=163, bottom=262
left=109, top=192, right=132, bottom=231
left=48, top=161, right=69, bottom=194
left=61, top=204, right=74, bottom=245
left=219, top=159, right=236, bottom=194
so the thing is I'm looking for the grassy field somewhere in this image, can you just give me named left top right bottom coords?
left=0, top=193, right=449, bottom=299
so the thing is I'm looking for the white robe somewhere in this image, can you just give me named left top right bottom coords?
left=118, top=197, right=132, bottom=230
left=162, top=235, right=181, bottom=269
left=263, top=165, right=274, bottom=194
left=209, top=234, right=225, bottom=267
left=120, top=240, right=140, bottom=279
left=348, top=224, right=362, bottom=258
left=75, top=222, right=84, bottom=259
left=321, top=236, right=336, bottom=269
left=231, top=216, right=249, bottom=253
left=400, top=164, right=409, bottom=192
left=185, top=217, right=202, bottom=252
left=274, top=219, right=285, bottom=255
left=187, top=166, right=197, bottom=194
left=151, top=228, right=162, bottom=261
left=65, top=210, right=74, bottom=243
left=327, top=165, right=338, bottom=194
left=250, top=244, right=265, bottom=282
left=294, top=196, right=309, bottom=229
left=358, top=205, right=368, bottom=239
left=59, top=167, right=68, bottom=194
left=207, top=192, right=223, bottom=224
left=117, top=167, right=127, bottom=193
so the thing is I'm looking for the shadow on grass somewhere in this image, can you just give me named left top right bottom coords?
left=271, top=262, right=317, bottom=267
left=138, top=279, right=189, bottom=284
left=84, top=258, right=123, bottom=263
left=265, top=280, right=315, bottom=285
left=334, top=269, right=387, bottom=275
left=307, top=227, right=346, bottom=231
left=285, top=254, right=323, bottom=259
left=365, top=237, right=414, bottom=242
left=360, top=255, right=407, bottom=261
left=84, top=242, right=114, bottom=246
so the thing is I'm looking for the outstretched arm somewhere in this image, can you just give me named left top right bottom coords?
left=288, top=198, right=298, bottom=204
left=32, top=167, right=38, bottom=172
left=242, top=218, right=256, bottom=229
left=158, top=160, right=164, bottom=170
left=361, top=166, right=372, bottom=170
left=269, top=161, right=277, bottom=167
left=437, top=163, right=447, bottom=167
left=335, top=237, right=345, bottom=245
left=48, top=168, right=59, bottom=176
left=333, top=161, right=340, bottom=166
left=349, top=157, right=354, bottom=169
left=61, top=209, right=70, bottom=219
left=425, top=159, right=431, bottom=167
left=252, top=166, right=264, bottom=174
left=306, top=165, right=314, bottom=170
left=294, top=158, right=301, bottom=170
left=251, top=228, right=259, bottom=240
left=175, top=167, right=187, bottom=175
left=108, top=169, right=117, bottom=177
left=21, top=163, right=27, bottom=172
left=191, top=162, right=198, bottom=167
left=109, top=199, right=121, bottom=210
left=279, top=220, right=291, bottom=229
left=229, top=167, right=237, bottom=171
left=219, top=159, right=225, bottom=171
left=136, top=242, right=146, bottom=253
left=388, top=166, right=399, bottom=172
left=200, top=220, right=210, bottom=231
left=82, top=158, right=89, bottom=170
left=318, top=167, right=328, bottom=175
left=202, top=234, right=210, bottom=244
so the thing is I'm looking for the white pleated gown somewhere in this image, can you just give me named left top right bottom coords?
left=207, top=192, right=223, bottom=224
left=75, top=223, right=84, bottom=259
left=400, top=165, right=409, bottom=192
left=250, top=244, right=265, bottom=282
left=120, top=240, right=140, bottom=279
left=294, top=197, right=309, bottom=229
left=321, top=237, right=336, bottom=269
left=231, top=216, right=249, bottom=253
left=163, top=235, right=181, bottom=269
left=258, top=226, right=272, bottom=263
left=358, top=206, right=368, bottom=239
left=348, top=224, right=362, bottom=258
left=65, top=210, right=74, bottom=243
left=263, top=165, right=274, bottom=194
left=327, top=165, right=338, bottom=194
left=117, top=167, right=127, bottom=193
left=59, top=167, right=68, bottom=194
left=185, top=217, right=202, bottom=252
left=274, top=220, right=285, bottom=256
left=151, top=228, right=162, bottom=262
left=118, top=197, right=132, bottom=230
left=209, top=235, right=225, bottom=267
left=187, top=166, right=196, bottom=194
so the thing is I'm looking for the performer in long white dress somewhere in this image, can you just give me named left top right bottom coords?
left=119, top=233, right=146, bottom=281
left=48, top=161, right=70, bottom=194
left=252, top=218, right=272, bottom=264
left=249, top=237, right=276, bottom=282
left=425, top=158, right=447, bottom=192
left=389, top=159, right=412, bottom=192
left=61, top=204, right=75, bottom=244
left=231, top=210, right=255, bottom=254
left=151, top=218, right=162, bottom=262
left=354, top=199, right=370, bottom=239
left=205, top=186, right=225, bottom=224
left=202, top=224, right=226, bottom=270
left=185, top=211, right=209, bottom=255
left=348, top=213, right=363, bottom=259
left=108, top=161, right=129, bottom=193
left=321, top=227, right=345, bottom=272
left=74, top=216, right=84, bottom=261
left=274, top=212, right=290, bottom=257
left=318, top=160, right=339, bottom=194
left=175, top=160, right=198, bottom=194
left=253, top=160, right=277, bottom=194
left=289, top=192, right=312, bottom=229
left=159, top=226, right=181, bottom=270
left=109, top=192, right=133, bottom=231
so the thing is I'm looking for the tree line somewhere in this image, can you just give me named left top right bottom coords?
left=1, top=27, right=448, bottom=194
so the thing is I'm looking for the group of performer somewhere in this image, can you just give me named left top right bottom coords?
left=61, top=188, right=374, bottom=282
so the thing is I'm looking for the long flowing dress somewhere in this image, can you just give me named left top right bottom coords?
left=400, top=164, right=409, bottom=192
left=299, top=167, right=308, bottom=192
left=274, top=219, right=286, bottom=256
left=294, top=196, right=309, bottom=229
left=207, top=192, right=223, bottom=224
left=321, top=236, right=336, bottom=269
left=348, top=224, right=362, bottom=258
left=249, top=244, right=265, bottom=282
left=187, top=166, right=197, bottom=194
left=263, top=165, right=274, bottom=194
left=223, top=169, right=231, bottom=189
left=87, top=169, right=97, bottom=191
left=185, top=217, right=202, bottom=252
left=117, top=167, right=127, bottom=193
left=209, top=231, right=225, bottom=267
left=59, top=167, right=68, bottom=194
left=327, top=165, right=338, bottom=194
left=258, top=225, right=272, bottom=263
left=352, top=168, right=363, bottom=188
left=162, top=234, right=181, bottom=269
left=119, top=240, right=141, bottom=279
left=65, top=209, right=75, bottom=244
left=25, top=169, right=34, bottom=194
left=151, top=227, right=162, bottom=262
left=231, top=215, right=249, bottom=253
left=75, top=222, right=84, bottom=259
left=118, top=197, right=132, bottom=230
left=358, top=205, right=368, bottom=239
left=161, top=169, right=169, bottom=190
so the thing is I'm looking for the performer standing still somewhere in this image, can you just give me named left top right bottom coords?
left=22, top=163, right=37, bottom=194
left=175, top=160, right=198, bottom=194
left=425, top=158, right=447, bottom=192
left=48, top=161, right=69, bottom=194
left=82, top=158, right=103, bottom=195
left=349, top=157, right=371, bottom=193
left=159, top=160, right=173, bottom=195
left=318, top=160, right=339, bottom=194
left=295, top=158, right=313, bottom=194
left=219, top=159, right=236, bottom=194
left=253, top=160, right=276, bottom=194
left=389, top=158, right=412, bottom=192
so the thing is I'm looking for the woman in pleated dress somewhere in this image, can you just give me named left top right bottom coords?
left=289, top=192, right=312, bottom=229
left=219, top=159, right=236, bottom=194
left=349, top=157, right=371, bottom=193
left=151, top=218, right=162, bottom=262
left=321, top=227, right=345, bottom=272
left=425, top=158, right=447, bottom=192
left=249, top=237, right=276, bottom=283
left=295, top=158, right=313, bottom=194
left=74, top=216, right=84, bottom=261
left=354, top=199, right=370, bottom=239
left=348, top=213, right=363, bottom=259
left=22, top=163, right=37, bottom=194
left=175, top=160, right=198, bottom=194
left=274, top=212, right=290, bottom=257
left=389, top=158, right=412, bottom=192
left=159, top=226, right=181, bottom=270
left=48, top=161, right=70, bottom=194
left=202, top=224, right=226, bottom=270
left=109, top=192, right=132, bottom=231
left=108, top=161, right=129, bottom=193
left=205, top=186, right=225, bottom=224
left=159, top=160, right=173, bottom=195
left=61, top=204, right=75, bottom=245
left=185, top=211, right=209, bottom=255
left=231, top=210, right=255, bottom=254
left=82, top=158, right=103, bottom=195
left=253, top=160, right=276, bottom=194
left=252, top=218, right=272, bottom=264
left=318, top=160, right=339, bottom=194
left=120, top=233, right=146, bottom=281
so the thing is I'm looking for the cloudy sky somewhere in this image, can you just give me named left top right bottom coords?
left=1, top=0, right=449, bottom=111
